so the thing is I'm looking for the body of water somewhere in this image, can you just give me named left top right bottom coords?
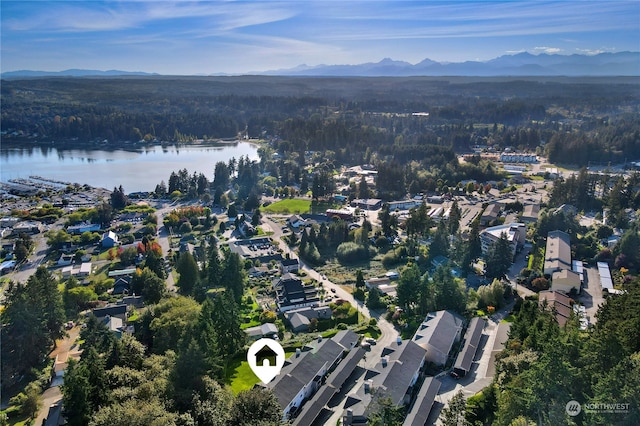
left=0, top=142, right=260, bottom=193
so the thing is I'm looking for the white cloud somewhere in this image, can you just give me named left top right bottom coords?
left=576, top=47, right=617, bottom=55
left=533, top=46, right=563, bottom=54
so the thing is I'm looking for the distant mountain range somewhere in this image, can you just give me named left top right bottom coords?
left=2, top=52, right=638, bottom=78
left=261, top=52, right=640, bottom=77
left=1, top=69, right=158, bottom=78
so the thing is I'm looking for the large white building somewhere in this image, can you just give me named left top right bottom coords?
left=480, top=223, right=526, bottom=259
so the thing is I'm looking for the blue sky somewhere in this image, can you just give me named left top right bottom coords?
left=2, top=0, right=639, bottom=75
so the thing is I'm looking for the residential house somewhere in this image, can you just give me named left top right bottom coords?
left=101, top=231, right=119, bottom=248
left=92, top=304, right=128, bottom=322
left=539, top=290, right=573, bottom=327
left=179, top=242, right=195, bottom=256
left=293, top=346, right=367, bottom=426
left=248, top=266, right=269, bottom=278
left=288, top=313, right=311, bottom=333
left=479, top=203, right=502, bottom=226
left=412, top=310, right=464, bottom=366
left=111, top=277, right=131, bottom=295
left=364, top=276, right=398, bottom=297
left=44, top=403, right=65, bottom=426
left=284, top=306, right=332, bottom=332
left=118, top=295, right=144, bottom=308
left=267, top=330, right=361, bottom=421
left=0, top=217, right=20, bottom=228
left=78, top=262, right=92, bottom=278
left=287, top=215, right=306, bottom=229
left=244, top=323, right=279, bottom=340
left=280, top=258, right=300, bottom=274
left=238, top=220, right=256, bottom=238
left=520, top=204, right=540, bottom=223
left=100, top=315, right=126, bottom=338
left=273, top=273, right=319, bottom=312
left=552, top=269, right=581, bottom=294
left=543, top=230, right=572, bottom=275
left=108, top=268, right=137, bottom=278
left=343, top=339, right=440, bottom=426
left=401, top=377, right=442, bottom=426
left=453, top=317, right=487, bottom=377
left=58, top=254, right=74, bottom=266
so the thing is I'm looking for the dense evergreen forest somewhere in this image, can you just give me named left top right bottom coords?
left=2, top=76, right=639, bottom=167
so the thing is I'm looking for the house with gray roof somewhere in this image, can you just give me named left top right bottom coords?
left=343, top=339, right=438, bottom=425
left=244, top=322, right=279, bottom=340
left=266, top=330, right=360, bottom=421
left=453, top=317, right=487, bottom=377
left=273, top=273, right=319, bottom=312
left=544, top=230, right=572, bottom=275
left=403, top=377, right=442, bottom=426
left=412, top=310, right=464, bottom=366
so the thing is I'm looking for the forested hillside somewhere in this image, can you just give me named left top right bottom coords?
left=2, top=76, right=639, bottom=167
left=467, top=279, right=640, bottom=426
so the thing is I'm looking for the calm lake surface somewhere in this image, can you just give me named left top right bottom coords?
left=1, top=142, right=260, bottom=193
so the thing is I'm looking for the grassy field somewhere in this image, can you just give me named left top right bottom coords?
left=226, top=347, right=298, bottom=394
left=262, top=198, right=311, bottom=214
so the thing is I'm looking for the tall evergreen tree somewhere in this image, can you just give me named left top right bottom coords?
left=62, top=359, right=92, bottom=426
left=206, top=239, right=223, bottom=289
left=485, top=233, right=513, bottom=280
left=448, top=200, right=462, bottom=235
left=210, top=291, right=246, bottom=358
left=223, top=251, right=245, bottom=303
left=397, top=262, right=421, bottom=312
left=176, top=251, right=199, bottom=295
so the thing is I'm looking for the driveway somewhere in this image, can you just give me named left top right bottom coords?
left=577, top=265, right=604, bottom=324
left=33, top=326, right=83, bottom=426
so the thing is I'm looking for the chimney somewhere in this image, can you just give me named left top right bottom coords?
left=364, top=379, right=373, bottom=393
left=343, top=409, right=353, bottom=426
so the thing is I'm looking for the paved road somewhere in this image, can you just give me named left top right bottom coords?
left=262, top=216, right=400, bottom=425
left=155, top=202, right=177, bottom=292
left=434, top=302, right=514, bottom=425
left=33, top=326, right=82, bottom=426
left=577, top=265, right=604, bottom=325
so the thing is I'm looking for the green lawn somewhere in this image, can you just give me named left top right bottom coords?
left=262, top=198, right=311, bottom=214
left=226, top=347, right=298, bottom=394
left=225, top=357, right=259, bottom=394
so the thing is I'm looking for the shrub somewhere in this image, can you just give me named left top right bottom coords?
left=336, top=242, right=369, bottom=263
left=179, top=222, right=192, bottom=234
left=337, top=323, right=348, bottom=330
left=259, top=310, right=277, bottom=324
